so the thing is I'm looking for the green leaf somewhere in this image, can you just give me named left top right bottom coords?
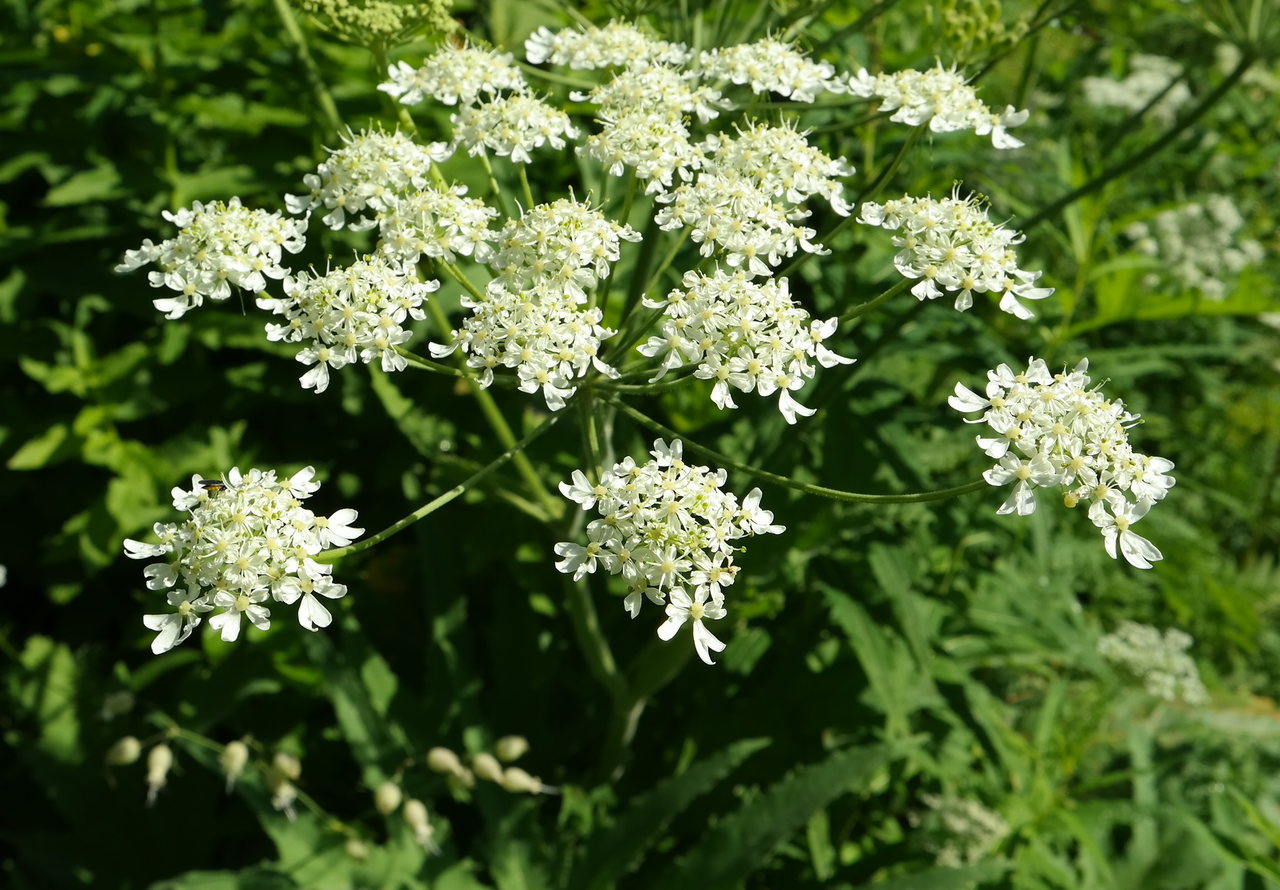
left=7, top=423, right=73, bottom=470
left=43, top=162, right=122, bottom=206
left=859, top=860, right=1010, bottom=889
left=572, top=737, right=770, bottom=890
left=148, top=867, right=296, bottom=889
left=823, top=585, right=914, bottom=736
left=656, top=743, right=902, bottom=890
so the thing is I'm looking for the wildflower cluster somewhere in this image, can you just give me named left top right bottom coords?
left=258, top=257, right=437, bottom=394
left=848, top=63, right=1029, bottom=148
left=949, top=358, right=1175, bottom=568
left=525, top=21, right=691, bottom=69
left=639, top=270, right=853, bottom=422
left=1124, top=196, right=1264, bottom=300
left=115, top=198, right=306, bottom=319
left=554, top=439, right=783, bottom=664
left=374, top=184, right=500, bottom=267
left=699, top=36, right=848, bottom=102
left=379, top=42, right=526, bottom=106
left=283, top=128, right=449, bottom=231
left=451, top=93, right=578, bottom=163
left=859, top=190, right=1054, bottom=318
left=917, top=795, right=1010, bottom=868
left=1098, top=621, right=1209, bottom=704
left=124, top=468, right=362, bottom=654
left=1081, top=54, right=1190, bottom=126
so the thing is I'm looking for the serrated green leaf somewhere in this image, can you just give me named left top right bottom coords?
left=657, top=743, right=901, bottom=890
left=572, top=737, right=770, bottom=890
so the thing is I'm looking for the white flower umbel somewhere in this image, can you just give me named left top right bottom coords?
left=859, top=189, right=1053, bottom=318
left=554, top=439, right=784, bottom=665
left=639, top=269, right=853, bottom=422
left=848, top=63, right=1028, bottom=148
left=431, top=282, right=618, bottom=411
left=525, top=22, right=691, bottom=69
left=578, top=110, right=703, bottom=194
left=376, top=185, right=500, bottom=267
left=379, top=43, right=526, bottom=107
left=1082, top=54, right=1191, bottom=126
left=571, top=65, right=727, bottom=122
left=284, top=128, right=450, bottom=231
left=451, top=93, right=579, bottom=164
left=257, top=256, right=438, bottom=394
left=699, top=121, right=855, bottom=216
left=1098, top=621, right=1209, bottom=704
left=700, top=36, right=847, bottom=102
left=1124, top=196, right=1264, bottom=300
left=489, top=197, right=642, bottom=301
left=949, top=357, right=1175, bottom=568
left=124, top=468, right=362, bottom=654
left=117, top=198, right=306, bottom=319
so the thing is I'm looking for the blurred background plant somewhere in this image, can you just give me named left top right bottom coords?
left=1, top=0, right=1278, bottom=887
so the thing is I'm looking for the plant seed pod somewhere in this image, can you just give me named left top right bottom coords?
left=375, top=780, right=403, bottom=815
left=426, top=746, right=464, bottom=776
left=105, top=735, right=141, bottom=766
left=499, top=767, right=542, bottom=794
left=494, top=735, right=529, bottom=762
left=273, top=751, right=302, bottom=781
left=403, top=798, right=439, bottom=852
left=145, top=743, right=173, bottom=806
left=471, top=752, right=503, bottom=783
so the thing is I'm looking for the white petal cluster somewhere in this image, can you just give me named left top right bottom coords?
left=1098, top=621, right=1208, bottom=704
left=431, top=283, right=617, bottom=411
left=124, top=468, right=363, bottom=655
left=1124, top=196, right=1264, bottom=300
left=375, top=185, right=500, bottom=267
left=579, top=111, right=703, bottom=193
left=525, top=22, right=691, bottom=69
left=949, top=357, right=1175, bottom=568
left=1082, top=54, right=1190, bottom=126
left=489, top=197, right=642, bottom=300
left=699, top=36, right=846, bottom=102
left=920, top=795, right=1011, bottom=868
left=116, top=198, right=306, bottom=319
left=848, top=63, right=1029, bottom=148
left=639, top=269, right=853, bottom=422
left=554, top=439, right=783, bottom=664
left=257, top=257, right=438, bottom=394
left=858, top=190, right=1053, bottom=318
left=700, top=121, right=854, bottom=216
left=283, top=128, right=450, bottom=231
left=451, top=93, right=579, bottom=163
left=571, top=64, right=727, bottom=122
left=378, top=44, right=526, bottom=107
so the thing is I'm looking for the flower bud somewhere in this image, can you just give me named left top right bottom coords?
left=106, top=735, right=141, bottom=766
left=500, top=767, right=542, bottom=794
left=1063, top=491, right=1079, bottom=508
left=344, top=837, right=369, bottom=861
left=219, top=740, right=249, bottom=794
left=426, top=746, right=464, bottom=776
left=447, top=768, right=476, bottom=792
left=146, top=743, right=173, bottom=806
left=266, top=768, right=298, bottom=821
left=272, top=751, right=302, bottom=781
left=403, top=798, right=439, bottom=852
left=494, top=735, right=529, bottom=762
left=375, top=780, right=403, bottom=815
left=471, top=752, right=503, bottom=783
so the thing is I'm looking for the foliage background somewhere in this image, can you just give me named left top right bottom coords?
left=2, top=0, right=1279, bottom=887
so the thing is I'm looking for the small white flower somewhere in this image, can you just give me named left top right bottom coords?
left=657, top=587, right=728, bottom=665
left=1089, top=499, right=1163, bottom=569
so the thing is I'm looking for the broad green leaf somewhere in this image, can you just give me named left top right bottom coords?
left=43, top=162, right=122, bottom=206
left=572, top=737, right=770, bottom=890
left=7, top=423, right=73, bottom=470
left=656, top=743, right=901, bottom=890
left=823, top=586, right=914, bottom=736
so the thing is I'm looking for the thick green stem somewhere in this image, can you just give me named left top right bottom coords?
left=839, top=277, right=913, bottom=325
left=425, top=285, right=563, bottom=519
left=270, top=0, right=343, bottom=135
left=611, top=399, right=988, bottom=504
left=517, top=164, right=536, bottom=210
left=317, top=412, right=564, bottom=563
left=1021, top=53, right=1253, bottom=232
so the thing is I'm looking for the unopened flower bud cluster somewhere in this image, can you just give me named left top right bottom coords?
left=555, top=439, right=783, bottom=664
left=639, top=270, right=853, bottom=423
left=1124, top=196, right=1264, bottom=300
left=1098, top=621, right=1209, bottom=705
left=949, top=358, right=1175, bottom=568
left=848, top=63, right=1029, bottom=148
left=1081, top=54, right=1191, bottom=126
left=124, top=467, right=362, bottom=654
left=858, top=189, right=1053, bottom=319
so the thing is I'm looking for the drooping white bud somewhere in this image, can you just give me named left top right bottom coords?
left=471, top=752, right=503, bottom=783
left=403, top=798, right=440, bottom=852
left=146, top=743, right=173, bottom=806
left=426, top=746, right=465, bottom=776
left=499, top=767, right=542, bottom=794
left=494, top=735, right=529, bottom=762
left=375, top=780, right=403, bottom=815
left=219, top=740, right=249, bottom=794
left=106, top=735, right=141, bottom=766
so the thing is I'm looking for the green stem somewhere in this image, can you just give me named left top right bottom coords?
left=1021, top=52, right=1253, bottom=232
left=425, top=285, right=563, bottom=519
left=436, top=260, right=488, bottom=302
left=517, top=164, right=536, bottom=210
left=594, top=374, right=697, bottom=394
left=317, top=412, right=564, bottom=562
left=269, top=0, right=343, bottom=135
left=393, top=345, right=466, bottom=378
left=610, top=399, right=988, bottom=504
left=561, top=574, right=628, bottom=702
left=643, top=229, right=690, bottom=298
left=839, top=277, right=913, bottom=325
left=518, top=61, right=597, bottom=89
left=478, top=152, right=511, bottom=216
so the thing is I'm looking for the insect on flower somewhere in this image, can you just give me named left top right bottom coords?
left=199, top=478, right=228, bottom=495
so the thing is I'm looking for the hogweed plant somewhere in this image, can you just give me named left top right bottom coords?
left=114, top=16, right=1191, bottom=671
